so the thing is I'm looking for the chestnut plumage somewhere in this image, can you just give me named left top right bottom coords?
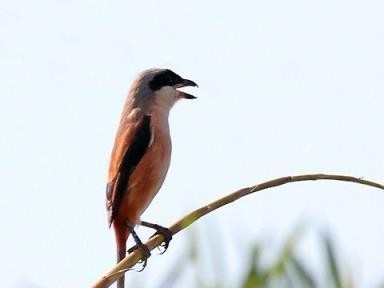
left=106, top=68, right=197, bottom=288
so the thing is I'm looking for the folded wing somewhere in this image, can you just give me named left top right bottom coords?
left=106, top=111, right=152, bottom=226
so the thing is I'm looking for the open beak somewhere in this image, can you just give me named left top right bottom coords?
left=175, top=79, right=198, bottom=99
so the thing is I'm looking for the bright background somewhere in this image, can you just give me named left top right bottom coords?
left=1, top=0, right=383, bottom=287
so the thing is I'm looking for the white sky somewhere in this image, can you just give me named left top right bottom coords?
left=1, top=0, right=383, bottom=287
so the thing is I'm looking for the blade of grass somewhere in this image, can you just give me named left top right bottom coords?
left=323, top=234, right=343, bottom=288
left=287, top=256, right=317, bottom=288
left=242, top=244, right=268, bottom=288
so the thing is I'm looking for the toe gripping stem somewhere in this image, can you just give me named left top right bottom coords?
left=125, top=222, right=151, bottom=270
left=140, top=221, right=173, bottom=254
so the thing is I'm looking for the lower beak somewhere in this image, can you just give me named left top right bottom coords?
left=176, top=79, right=198, bottom=99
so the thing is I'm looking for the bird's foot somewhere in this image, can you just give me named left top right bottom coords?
left=125, top=221, right=151, bottom=271
left=139, top=221, right=173, bottom=254
left=147, top=224, right=173, bottom=254
left=127, top=243, right=151, bottom=271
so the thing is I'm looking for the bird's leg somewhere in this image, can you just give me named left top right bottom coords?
left=139, top=221, right=173, bottom=254
left=125, top=221, right=151, bottom=270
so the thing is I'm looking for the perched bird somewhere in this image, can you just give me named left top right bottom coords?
left=106, top=68, right=197, bottom=287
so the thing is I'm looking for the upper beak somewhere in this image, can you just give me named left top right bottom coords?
left=175, top=79, right=198, bottom=99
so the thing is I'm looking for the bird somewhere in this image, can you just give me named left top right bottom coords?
left=106, top=68, right=197, bottom=288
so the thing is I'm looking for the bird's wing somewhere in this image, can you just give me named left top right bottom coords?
left=106, top=110, right=152, bottom=226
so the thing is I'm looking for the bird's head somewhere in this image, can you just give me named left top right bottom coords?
left=129, top=68, right=198, bottom=111
left=148, top=69, right=198, bottom=100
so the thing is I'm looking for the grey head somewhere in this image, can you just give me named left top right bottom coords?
left=127, top=68, right=198, bottom=113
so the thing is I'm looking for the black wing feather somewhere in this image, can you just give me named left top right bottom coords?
left=107, top=115, right=151, bottom=224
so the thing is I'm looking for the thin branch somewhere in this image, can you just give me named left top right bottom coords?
left=91, top=173, right=384, bottom=288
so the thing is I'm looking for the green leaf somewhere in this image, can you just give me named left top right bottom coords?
left=323, top=234, right=342, bottom=288
left=241, top=244, right=268, bottom=288
left=288, top=256, right=317, bottom=288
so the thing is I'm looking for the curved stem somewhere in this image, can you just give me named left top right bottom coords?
left=91, top=173, right=384, bottom=288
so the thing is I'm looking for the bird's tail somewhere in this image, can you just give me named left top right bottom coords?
left=114, top=222, right=130, bottom=288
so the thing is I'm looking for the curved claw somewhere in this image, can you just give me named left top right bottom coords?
left=136, top=257, right=148, bottom=272
left=156, top=241, right=169, bottom=255
left=150, top=226, right=173, bottom=254
left=127, top=243, right=151, bottom=271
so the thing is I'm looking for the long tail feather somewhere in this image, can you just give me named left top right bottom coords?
left=114, top=222, right=129, bottom=288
